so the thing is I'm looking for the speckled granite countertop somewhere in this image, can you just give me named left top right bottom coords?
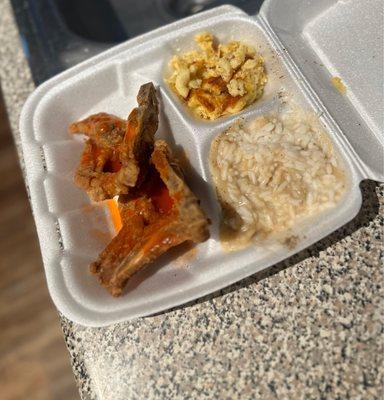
left=1, top=1, right=383, bottom=399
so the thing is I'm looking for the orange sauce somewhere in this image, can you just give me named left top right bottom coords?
left=106, top=199, right=122, bottom=233
left=150, top=184, right=174, bottom=214
left=141, top=166, right=175, bottom=215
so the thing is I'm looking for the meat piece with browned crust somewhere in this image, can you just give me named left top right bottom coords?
left=90, top=140, right=210, bottom=296
left=69, top=82, right=158, bottom=201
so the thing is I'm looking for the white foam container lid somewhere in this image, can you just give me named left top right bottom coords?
left=20, top=0, right=383, bottom=326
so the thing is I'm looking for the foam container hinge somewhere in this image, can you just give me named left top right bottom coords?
left=19, top=1, right=383, bottom=326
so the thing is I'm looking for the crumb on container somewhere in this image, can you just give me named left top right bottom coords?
left=331, top=76, right=347, bottom=95
left=283, top=235, right=299, bottom=249
left=166, top=32, right=267, bottom=120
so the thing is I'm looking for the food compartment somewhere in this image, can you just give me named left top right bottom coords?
left=197, top=83, right=361, bottom=263
left=160, top=15, right=295, bottom=127
left=31, top=53, right=214, bottom=305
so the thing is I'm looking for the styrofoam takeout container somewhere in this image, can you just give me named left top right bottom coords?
left=20, top=0, right=383, bottom=326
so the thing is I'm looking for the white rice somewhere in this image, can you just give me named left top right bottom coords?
left=210, top=108, right=346, bottom=246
